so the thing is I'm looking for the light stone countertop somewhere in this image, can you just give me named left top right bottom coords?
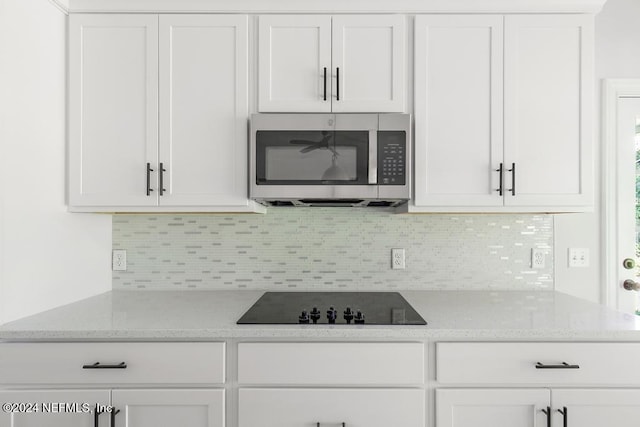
left=1, top=290, right=640, bottom=341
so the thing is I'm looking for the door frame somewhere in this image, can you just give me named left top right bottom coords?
left=602, top=79, right=640, bottom=309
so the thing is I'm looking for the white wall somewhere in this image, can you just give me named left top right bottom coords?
left=0, top=0, right=111, bottom=324
left=554, top=0, right=640, bottom=304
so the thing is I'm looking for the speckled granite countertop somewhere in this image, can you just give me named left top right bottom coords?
left=1, top=290, right=640, bottom=341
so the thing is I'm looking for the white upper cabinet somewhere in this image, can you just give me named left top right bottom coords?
left=331, top=15, right=406, bottom=112
left=258, top=15, right=332, bottom=112
left=159, top=15, right=249, bottom=207
left=504, top=15, right=593, bottom=208
left=69, top=14, right=259, bottom=212
left=258, top=15, right=406, bottom=112
left=69, top=15, right=159, bottom=207
left=413, top=14, right=593, bottom=212
left=414, top=15, right=504, bottom=207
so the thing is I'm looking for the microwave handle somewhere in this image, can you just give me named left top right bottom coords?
left=368, top=130, right=377, bottom=184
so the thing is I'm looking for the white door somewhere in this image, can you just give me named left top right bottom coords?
left=239, top=388, right=424, bottom=427
left=159, top=15, right=250, bottom=207
left=553, top=389, right=640, bottom=427
left=68, top=15, right=159, bottom=207
left=613, top=97, right=640, bottom=313
left=111, top=389, right=224, bottom=427
left=436, top=389, right=551, bottom=427
left=0, top=390, right=110, bottom=427
left=504, top=15, right=593, bottom=208
left=331, top=15, right=405, bottom=112
left=258, top=15, right=331, bottom=112
left=414, top=15, right=504, bottom=207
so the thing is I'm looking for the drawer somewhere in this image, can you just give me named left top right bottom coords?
left=239, top=388, right=425, bottom=427
left=437, top=342, right=640, bottom=385
left=238, top=342, right=424, bottom=385
left=0, top=342, right=225, bottom=385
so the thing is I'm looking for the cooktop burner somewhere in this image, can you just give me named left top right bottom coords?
left=237, top=292, right=427, bottom=325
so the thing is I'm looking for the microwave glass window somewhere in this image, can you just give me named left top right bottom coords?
left=265, top=146, right=357, bottom=181
left=256, top=131, right=369, bottom=185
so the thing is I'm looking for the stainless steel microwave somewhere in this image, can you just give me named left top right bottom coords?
left=250, top=114, right=411, bottom=207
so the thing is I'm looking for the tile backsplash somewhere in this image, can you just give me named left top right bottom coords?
left=112, top=209, right=553, bottom=291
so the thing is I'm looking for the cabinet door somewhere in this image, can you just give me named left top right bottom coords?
left=437, top=389, right=550, bottom=427
left=239, top=388, right=424, bottom=427
left=159, top=15, right=250, bottom=206
left=331, top=15, right=406, bottom=112
left=414, top=15, right=504, bottom=207
left=69, top=15, right=159, bottom=207
left=553, top=389, right=640, bottom=427
left=0, top=390, right=110, bottom=427
left=504, top=15, right=593, bottom=208
left=111, top=389, right=224, bottom=427
left=258, top=15, right=331, bottom=112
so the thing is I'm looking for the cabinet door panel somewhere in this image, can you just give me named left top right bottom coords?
left=553, top=389, right=640, bottom=427
left=111, top=389, right=224, bottom=427
left=0, top=390, right=109, bottom=427
left=437, top=389, right=550, bottom=427
left=414, top=15, right=503, bottom=207
left=258, top=15, right=331, bottom=112
left=159, top=15, right=249, bottom=206
left=69, top=14, right=158, bottom=207
left=239, top=388, right=424, bottom=427
left=332, top=15, right=405, bottom=112
left=504, top=15, right=593, bottom=207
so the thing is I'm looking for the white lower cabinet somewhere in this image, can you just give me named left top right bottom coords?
left=436, top=343, right=640, bottom=427
left=437, top=388, right=640, bottom=427
left=112, top=389, right=224, bottom=427
left=0, top=343, right=226, bottom=427
left=436, top=389, right=550, bottom=427
left=239, top=388, right=425, bottom=427
left=0, top=390, right=110, bottom=427
left=552, top=389, right=640, bottom=427
left=238, top=342, right=426, bottom=427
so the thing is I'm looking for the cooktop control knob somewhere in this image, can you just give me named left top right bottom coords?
left=310, top=307, right=321, bottom=324
left=298, top=310, right=310, bottom=324
left=344, top=307, right=354, bottom=324
left=354, top=310, right=365, bottom=324
left=326, top=306, right=337, bottom=324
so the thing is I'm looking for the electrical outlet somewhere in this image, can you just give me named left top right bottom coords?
left=391, top=248, right=405, bottom=270
left=112, top=249, right=127, bottom=271
left=568, top=248, right=589, bottom=268
left=531, top=248, right=545, bottom=269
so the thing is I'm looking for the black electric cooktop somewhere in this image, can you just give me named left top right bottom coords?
left=237, top=292, right=427, bottom=325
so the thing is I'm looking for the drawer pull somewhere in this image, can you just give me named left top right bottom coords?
left=111, top=408, right=120, bottom=427
left=82, top=362, right=127, bottom=369
left=146, top=163, right=154, bottom=196
left=557, top=407, right=568, bottom=427
left=541, top=407, right=551, bottom=427
left=94, top=404, right=103, bottom=427
left=535, top=362, right=579, bottom=369
left=316, top=423, right=346, bottom=426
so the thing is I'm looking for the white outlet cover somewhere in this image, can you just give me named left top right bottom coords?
left=112, top=249, right=127, bottom=271
left=531, top=248, right=545, bottom=269
left=391, top=248, right=405, bottom=270
left=568, top=247, right=589, bottom=268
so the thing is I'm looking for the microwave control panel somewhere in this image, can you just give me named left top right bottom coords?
left=378, top=131, right=406, bottom=185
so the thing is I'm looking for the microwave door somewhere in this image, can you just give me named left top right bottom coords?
left=255, top=130, right=371, bottom=186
